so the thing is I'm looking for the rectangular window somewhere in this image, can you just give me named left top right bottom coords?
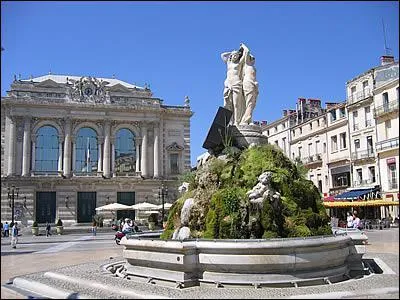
left=383, top=92, right=389, bottom=111
left=340, top=132, right=347, bottom=149
left=331, top=136, right=338, bottom=152
left=356, top=168, right=363, bottom=183
left=365, top=106, right=371, bottom=127
left=323, top=142, right=327, bottom=153
left=330, top=110, right=337, bottom=122
left=362, top=80, right=369, bottom=89
left=317, top=119, right=320, bottom=127
left=367, top=136, right=373, bottom=154
left=368, top=166, right=376, bottom=183
left=354, top=139, right=360, bottom=150
left=274, top=140, right=279, bottom=147
left=298, top=146, right=302, bottom=159
left=274, top=126, right=278, bottom=133
left=339, top=107, right=346, bottom=118
left=353, top=111, right=358, bottom=131
left=388, top=163, right=398, bottom=189
left=332, top=173, right=349, bottom=187
left=170, top=153, right=179, bottom=174
left=315, top=140, right=320, bottom=154
left=385, top=120, right=391, bottom=139
left=282, top=137, right=287, bottom=153
left=308, top=143, right=312, bottom=157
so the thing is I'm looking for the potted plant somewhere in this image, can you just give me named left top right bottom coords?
left=148, top=213, right=158, bottom=231
left=32, top=221, right=39, bottom=236
left=56, top=218, right=64, bottom=235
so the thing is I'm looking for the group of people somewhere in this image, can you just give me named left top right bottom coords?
left=1, top=221, right=19, bottom=248
left=346, top=211, right=361, bottom=229
left=221, top=42, right=259, bottom=126
left=114, top=218, right=139, bottom=233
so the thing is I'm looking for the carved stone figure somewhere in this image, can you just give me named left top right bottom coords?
left=67, top=76, right=108, bottom=103
left=241, top=44, right=259, bottom=125
left=221, top=46, right=245, bottom=126
left=221, top=43, right=259, bottom=126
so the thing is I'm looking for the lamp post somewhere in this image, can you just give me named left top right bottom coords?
left=158, top=183, right=168, bottom=226
left=7, top=185, right=19, bottom=226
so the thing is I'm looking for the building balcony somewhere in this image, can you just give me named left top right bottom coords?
left=302, top=154, right=322, bottom=165
left=374, top=99, right=399, bottom=118
left=353, top=123, right=359, bottom=131
left=351, top=149, right=375, bottom=160
left=347, top=88, right=372, bottom=104
left=365, top=119, right=373, bottom=128
left=376, top=137, right=399, bottom=152
left=353, top=179, right=376, bottom=188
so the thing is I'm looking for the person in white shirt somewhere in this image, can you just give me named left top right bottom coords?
left=352, top=211, right=360, bottom=229
left=346, top=212, right=353, bottom=228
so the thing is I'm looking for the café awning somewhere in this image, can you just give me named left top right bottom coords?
left=334, top=188, right=379, bottom=200
left=323, top=199, right=399, bottom=208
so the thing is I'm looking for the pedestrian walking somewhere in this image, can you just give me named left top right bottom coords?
left=11, top=222, right=18, bottom=249
left=92, top=221, right=97, bottom=236
left=4, top=222, right=9, bottom=237
left=46, top=222, right=52, bottom=237
left=1, top=222, right=3, bottom=238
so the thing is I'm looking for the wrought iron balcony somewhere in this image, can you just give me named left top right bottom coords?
left=376, top=137, right=399, bottom=152
left=347, top=88, right=372, bottom=104
left=374, top=99, right=399, bottom=118
left=351, top=149, right=375, bottom=160
left=353, top=179, right=376, bottom=187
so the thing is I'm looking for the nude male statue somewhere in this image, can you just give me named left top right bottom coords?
left=221, top=46, right=246, bottom=126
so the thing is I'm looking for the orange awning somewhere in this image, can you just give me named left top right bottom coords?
left=323, top=199, right=400, bottom=208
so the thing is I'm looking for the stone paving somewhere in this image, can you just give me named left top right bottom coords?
left=1, top=228, right=398, bottom=299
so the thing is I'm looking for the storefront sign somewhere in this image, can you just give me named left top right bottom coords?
left=386, top=157, right=396, bottom=164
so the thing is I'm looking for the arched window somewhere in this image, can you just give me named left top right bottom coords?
left=35, top=125, right=59, bottom=173
left=75, top=127, right=98, bottom=174
left=115, top=128, right=136, bottom=174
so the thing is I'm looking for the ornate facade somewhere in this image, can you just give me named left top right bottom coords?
left=1, top=74, right=193, bottom=226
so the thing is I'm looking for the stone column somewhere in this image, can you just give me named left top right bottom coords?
left=141, top=124, right=148, bottom=178
left=135, top=138, right=141, bottom=173
left=103, top=121, right=111, bottom=178
left=7, top=116, right=17, bottom=176
left=31, top=135, right=36, bottom=173
left=111, top=139, right=115, bottom=177
left=63, top=118, right=72, bottom=177
left=153, top=124, right=160, bottom=178
left=57, top=137, right=63, bottom=173
left=21, top=117, right=31, bottom=176
left=71, top=138, right=76, bottom=174
left=97, top=137, right=103, bottom=173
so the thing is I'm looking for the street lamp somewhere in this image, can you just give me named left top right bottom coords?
left=158, top=183, right=168, bottom=226
left=7, top=185, right=19, bottom=226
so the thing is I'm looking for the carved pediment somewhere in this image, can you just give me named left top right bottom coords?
left=166, top=142, right=184, bottom=151
left=36, top=79, right=61, bottom=88
left=108, top=83, right=131, bottom=93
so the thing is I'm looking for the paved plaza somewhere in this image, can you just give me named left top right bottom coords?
left=1, top=227, right=399, bottom=299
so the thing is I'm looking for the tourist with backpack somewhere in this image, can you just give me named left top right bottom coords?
left=11, top=222, right=18, bottom=249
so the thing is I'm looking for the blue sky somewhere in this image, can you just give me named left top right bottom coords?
left=1, top=1, right=399, bottom=166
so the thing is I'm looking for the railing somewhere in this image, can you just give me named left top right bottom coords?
left=365, top=119, right=372, bottom=127
left=347, top=88, right=372, bottom=104
left=376, top=137, right=399, bottom=151
left=353, top=123, right=359, bottom=131
left=374, top=99, right=399, bottom=117
left=351, top=149, right=375, bottom=160
left=353, top=179, right=376, bottom=187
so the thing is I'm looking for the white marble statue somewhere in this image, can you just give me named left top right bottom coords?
left=221, top=43, right=259, bottom=126
left=221, top=46, right=245, bottom=126
left=241, top=43, right=259, bottom=125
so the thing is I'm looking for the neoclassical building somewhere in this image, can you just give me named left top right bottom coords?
left=1, top=74, right=193, bottom=226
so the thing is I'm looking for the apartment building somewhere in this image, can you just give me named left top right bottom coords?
left=261, top=55, right=399, bottom=220
left=373, top=57, right=399, bottom=218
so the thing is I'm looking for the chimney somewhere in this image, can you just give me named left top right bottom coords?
left=380, top=55, right=395, bottom=66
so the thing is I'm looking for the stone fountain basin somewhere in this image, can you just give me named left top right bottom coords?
left=120, top=234, right=364, bottom=288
